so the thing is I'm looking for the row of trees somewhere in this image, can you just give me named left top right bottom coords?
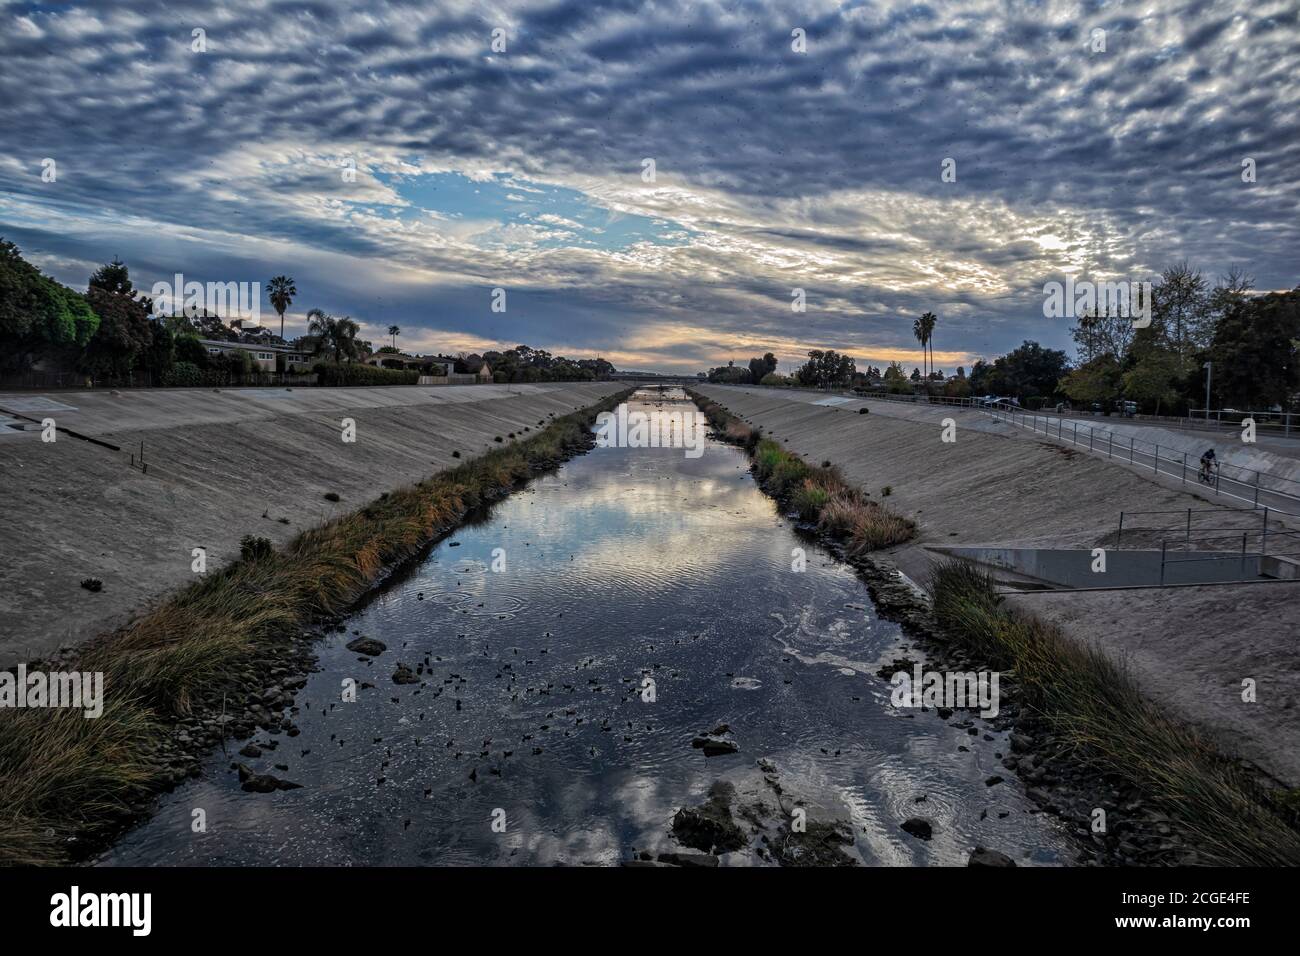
left=703, top=267, right=1297, bottom=414
left=1058, top=265, right=1297, bottom=414
left=468, top=345, right=615, bottom=383
left=0, top=242, right=619, bottom=387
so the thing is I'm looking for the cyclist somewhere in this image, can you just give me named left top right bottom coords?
left=1199, top=448, right=1217, bottom=483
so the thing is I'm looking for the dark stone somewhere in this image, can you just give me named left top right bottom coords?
left=345, top=637, right=386, bottom=656
left=392, top=663, right=420, bottom=685
left=235, top=762, right=302, bottom=793
left=656, top=851, right=720, bottom=868
left=901, top=817, right=933, bottom=841
left=968, top=846, right=1016, bottom=867
left=672, top=781, right=747, bottom=853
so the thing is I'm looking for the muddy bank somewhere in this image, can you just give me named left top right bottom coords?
left=686, top=388, right=1275, bottom=866
left=1, top=390, right=632, bottom=865
left=693, top=384, right=1300, bottom=789
left=0, top=381, right=625, bottom=664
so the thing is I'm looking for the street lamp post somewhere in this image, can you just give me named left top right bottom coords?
left=1203, top=361, right=1212, bottom=421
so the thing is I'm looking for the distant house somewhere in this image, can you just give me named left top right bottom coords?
left=364, top=352, right=452, bottom=375
left=199, top=339, right=310, bottom=371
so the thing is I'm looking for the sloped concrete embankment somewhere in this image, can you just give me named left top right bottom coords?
left=696, top=384, right=1300, bottom=786
left=0, top=382, right=625, bottom=664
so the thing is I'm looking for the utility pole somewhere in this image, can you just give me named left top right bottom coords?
left=1203, top=361, right=1212, bottom=420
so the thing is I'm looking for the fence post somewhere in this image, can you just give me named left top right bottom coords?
left=1108, top=433, right=1113, bottom=458
left=1117, top=512, right=1125, bottom=550
left=1262, top=507, right=1269, bottom=556
left=1186, top=508, right=1192, bottom=548
left=1154, top=444, right=1159, bottom=474
left=1241, top=533, right=1248, bottom=576
left=1181, top=452, right=1186, bottom=485
left=1254, top=470, right=1261, bottom=507
left=1160, top=541, right=1167, bottom=586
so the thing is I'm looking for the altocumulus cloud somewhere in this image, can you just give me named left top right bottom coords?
left=0, top=0, right=1297, bottom=372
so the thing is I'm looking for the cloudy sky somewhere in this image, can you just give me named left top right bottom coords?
left=1, top=0, right=1297, bottom=374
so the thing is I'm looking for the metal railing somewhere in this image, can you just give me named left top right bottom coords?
left=1112, top=507, right=1300, bottom=585
left=982, top=401, right=1300, bottom=517
left=1115, top=506, right=1266, bottom=549
left=1189, top=408, right=1298, bottom=437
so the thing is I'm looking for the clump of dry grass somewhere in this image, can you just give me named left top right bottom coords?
left=0, top=389, right=631, bottom=865
left=817, top=492, right=915, bottom=554
left=931, top=559, right=1300, bottom=866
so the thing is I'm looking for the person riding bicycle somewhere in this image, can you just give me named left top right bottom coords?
left=1199, top=448, right=1217, bottom=482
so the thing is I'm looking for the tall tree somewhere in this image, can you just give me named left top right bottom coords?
left=1208, top=288, right=1299, bottom=409
left=306, top=309, right=360, bottom=364
left=267, top=275, right=297, bottom=340
left=912, top=316, right=927, bottom=377
left=0, top=239, right=100, bottom=370
left=920, top=311, right=937, bottom=378
left=88, top=257, right=134, bottom=296
left=388, top=324, right=401, bottom=350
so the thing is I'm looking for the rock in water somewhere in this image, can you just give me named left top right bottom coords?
left=392, top=663, right=420, bottom=684
left=656, top=851, right=720, bottom=868
left=235, top=762, right=303, bottom=793
left=968, top=846, right=1016, bottom=867
left=901, top=817, right=933, bottom=841
left=672, top=781, right=746, bottom=853
left=346, top=637, right=387, bottom=656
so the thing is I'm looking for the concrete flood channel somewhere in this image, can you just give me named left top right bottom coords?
left=99, top=389, right=1072, bottom=866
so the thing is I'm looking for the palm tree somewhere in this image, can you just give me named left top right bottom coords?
left=267, top=276, right=297, bottom=340
left=388, top=324, right=401, bottom=350
left=306, top=308, right=361, bottom=364
left=912, top=316, right=928, bottom=378
left=920, top=311, right=938, bottom=379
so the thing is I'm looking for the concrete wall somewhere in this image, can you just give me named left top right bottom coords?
left=0, top=382, right=624, bottom=664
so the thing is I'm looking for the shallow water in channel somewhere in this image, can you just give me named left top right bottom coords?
left=99, top=389, right=1071, bottom=866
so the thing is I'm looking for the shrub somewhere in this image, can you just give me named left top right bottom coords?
left=769, top=457, right=810, bottom=495
left=313, top=363, right=418, bottom=387
left=238, top=535, right=273, bottom=562
left=791, top=480, right=831, bottom=520
left=161, top=361, right=202, bottom=387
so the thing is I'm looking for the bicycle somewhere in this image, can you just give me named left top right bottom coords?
left=1198, top=460, right=1218, bottom=485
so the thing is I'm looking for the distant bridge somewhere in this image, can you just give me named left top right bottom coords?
left=615, top=375, right=701, bottom=386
